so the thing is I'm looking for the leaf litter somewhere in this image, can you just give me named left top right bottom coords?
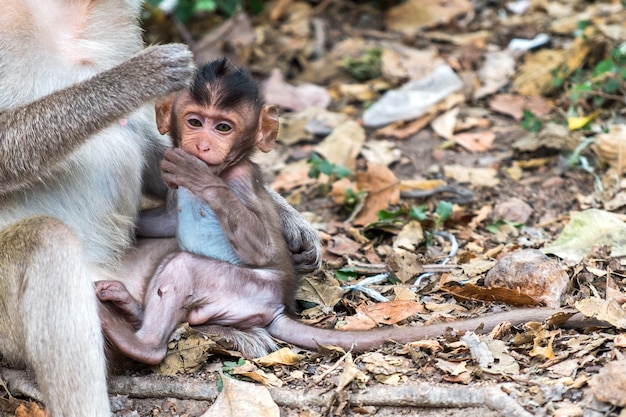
left=9, top=1, right=626, bottom=416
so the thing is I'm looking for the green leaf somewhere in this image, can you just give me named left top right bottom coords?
left=521, top=109, right=542, bottom=132
left=194, top=0, right=217, bottom=12
left=603, top=77, right=621, bottom=93
left=435, top=201, right=453, bottom=223
left=486, top=219, right=524, bottom=234
left=593, top=58, right=614, bottom=77
left=335, top=269, right=358, bottom=281
left=377, top=207, right=406, bottom=220
left=341, top=47, right=383, bottom=81
left=332, top=165, right=351, bottom=179
left=408, top=205, right=427, bottom=221
left=216, top=0, right=240, bottom=15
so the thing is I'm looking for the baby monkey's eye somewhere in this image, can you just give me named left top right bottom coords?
left=216, top=122, right=232, bottom=132
left=188, top=118, right=203, bottom=128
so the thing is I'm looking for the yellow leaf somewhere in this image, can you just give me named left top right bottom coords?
left=568, top=110, right=600, bottom=130
left=253, top=347, right=301, bottom=367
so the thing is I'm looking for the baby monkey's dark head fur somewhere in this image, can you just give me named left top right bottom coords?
left=190, top=58, right=263, bottom=122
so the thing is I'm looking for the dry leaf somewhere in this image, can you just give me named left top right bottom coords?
left=327, top=234, right=362, bottom=256
left=529, top=331, right=557, bottom=360
left=386, top=248, right=423, bottom=283
left=353, top=162, right=401, bottom=225
left=575, top=298, right=626, bottom=329
left=336, top=353, right=369, bottom=390
left=315, top=120, right=366, bottom=171
left=513, top=37, right=590, bottom=96
left=15, top=403, right=46, bottom=417
left=392, top=220, right=424, bottom=252
left=195, top=14, right=254, bottom=67
left=374, top=113, right=437, bottom=140
left=271, top=160, right=316, bottom=193
left=158, top=326, right=217, bottom=375
left=360, top=352, right=412, bottom=375
left=443, top=164, right=500, bottom=187
left=254, top=347, right=301, bottom=367
left=386, top=0, right=473, bottom=33
left=440, top=281, right=542, bottom=306
left=296, top=276, right=344, bottom=308
left=232, top=362, right=283, bottom=387
left=431, top=107, right=460, bottom=140
left=452, top=131, right=496, bottom=152
left=201, top=376, right=279, bottom=417
left=488, top=94, right=554, bottom=120
left=361, top=140, right=402, bottom=166
left=474, top=51, right=516, bottom=99
left=263, top=68, right=330, bottom=112
left=380, top=44, right=442, bottom=82
left=343, top=300, right=424, bottom=331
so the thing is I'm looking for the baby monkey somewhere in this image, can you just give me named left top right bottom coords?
left=98, top=59, right=569, bottom=364
left=97, top=58, right=297, bottom=362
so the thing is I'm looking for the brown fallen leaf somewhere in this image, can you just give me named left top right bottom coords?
left=315, top=120, right=366, bottom=171
left=529, top=331, right=557, bottom=360
left=513, top=37, right=590, bottom=96
left=452, top=131, right=495, bottom=152
left=341, top=300, right=425, bottom=331
left=232, top=362, right=283, bottom=387
left=201, top=375, right=279, bottom=417
left=374, top=113, right=437, bottom=140
left=386, top=0, right=474, bottom=33
left=444, top=164, right=500, bottom=187
left=271, top=160, right=316, bottom=193
left=263, top=68, right=330, bottom=112
left=441, top=281, right=541, bottom=306
left=353, top=162, right=401, bottom=225
left=327, top=234, right=363, bottom=257
left=488, top=94, right=554, bottom=120
left=254, top=347, right=301, bottom=367
left=574, top=298, right=626, bottom=329
left=15, top=403, right=47, bottom=417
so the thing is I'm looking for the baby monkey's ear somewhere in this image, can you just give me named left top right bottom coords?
left=256, top=105, right=279, bottom=153
left=155, top=93, right=176, bottom=135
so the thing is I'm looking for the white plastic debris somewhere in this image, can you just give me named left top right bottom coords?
left=362, top=64, right=463, bottom=127
left=506, top=0, right=530, bottom=15
left=507, top=33, right=550, bottom=52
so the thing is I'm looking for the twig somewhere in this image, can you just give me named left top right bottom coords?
left=0, top=369, right=534, bottom=416
left=401, top=185, right=474, bottom=204
left=308, top=348, right=352, bottom=386
left=414, top=231, right=458, bottom=286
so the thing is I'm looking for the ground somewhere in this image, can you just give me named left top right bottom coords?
left=3, top=1, right=626, bottom=416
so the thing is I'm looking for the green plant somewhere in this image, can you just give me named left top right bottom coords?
left=145, top=0, right=263, bottom=21
left=521, top=109, right=543, bottom=132
left=557, top=41, right=626, bottom=111
left=307, top=153, right=351, bottom=195
left=341, top=47, right=383, bottom=81
left=486, top=219, right=524, bottom=234
left=433, top=201, right=452, bottom=229
left=342, top=188, right=367, bottom=213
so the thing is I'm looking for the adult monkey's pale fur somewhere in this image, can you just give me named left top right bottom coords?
left=0, top=1, right=321, bottom=416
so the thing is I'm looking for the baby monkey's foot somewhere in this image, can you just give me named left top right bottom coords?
left=95, top=280, right=144, bottom=326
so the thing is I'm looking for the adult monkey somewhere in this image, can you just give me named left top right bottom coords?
left=0, top=1, right=320, bottom=417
